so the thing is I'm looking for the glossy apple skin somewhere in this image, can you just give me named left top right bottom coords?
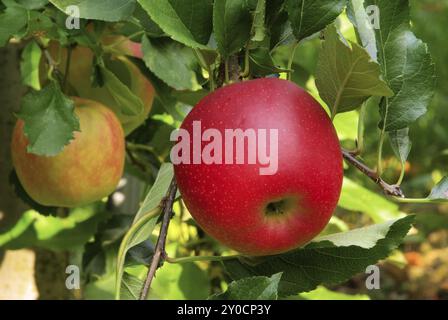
left=11, top=98, right=125, bottom=208
left=174, top=78, right=343, bottom=256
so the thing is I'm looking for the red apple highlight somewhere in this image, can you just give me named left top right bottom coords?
left=11, top=98, right=125, bottom=208
left=173, top=78, right=343, bottom=256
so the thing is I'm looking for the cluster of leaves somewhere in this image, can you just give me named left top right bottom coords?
left=1, top=0, right=447, bottom=300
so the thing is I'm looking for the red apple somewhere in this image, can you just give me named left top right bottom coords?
left=11, top=98, right=125, bottom=208
left=173, top=78, right=343, bottom=256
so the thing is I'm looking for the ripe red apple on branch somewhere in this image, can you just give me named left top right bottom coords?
left=11, top=98, right=125, bottom=208
left=173, top=78, right=343, bottom=256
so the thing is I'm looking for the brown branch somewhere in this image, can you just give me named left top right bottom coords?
left=139, top=177, right=178, bottom=300
left=342, top=149, right=405, bottom=198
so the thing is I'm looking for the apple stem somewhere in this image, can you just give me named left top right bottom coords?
left=35, top=37, right=65, bottom=87
left=377, top=97, right=391, bottom=177
left=241, top=45, right=251, bottom=78
left=356, top=102, right=366, bottom=154
left=209, top=66, right=216, bottom=91
left=287, top=41, right=299, bottom=81
left=139, top=177, right=178, bottom=300
left=342, top=149, right=405, bottom=198
left=391, top=197, right=447, bottom=204
left=396, top=162, right=406, bottom=186
left=194, top=49, right=216, bottom=91
left=224, top=58, right=230, bottom=84
left=377, top=128, right=386, bottom=176
left=165, top=254, right=243, bottom=264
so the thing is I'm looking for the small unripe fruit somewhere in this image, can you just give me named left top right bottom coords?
left=11, top=98, right=125, bottom=208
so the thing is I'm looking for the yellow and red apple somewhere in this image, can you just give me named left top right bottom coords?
left=11, top=98, right=125, bottom=208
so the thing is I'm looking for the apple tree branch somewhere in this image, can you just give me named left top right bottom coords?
left=342, top=149, right=405, bottom=198
left=139, top=177, right=178, bottom=300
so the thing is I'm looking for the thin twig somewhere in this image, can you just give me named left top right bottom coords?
left=287, top=41, right=299, bottom=81
left=139, top=178, right=178, bottom=300
left=125, top=146, right=147, bottom=173
left=35, top=38, right=64, bottom=85
left=342, top=149, right=405, bottom=197
left=62, top=45, right=73, bottom=93
left=240, top=45, right=250, bottom=79
left=224, top=57, right=230, bottom=84
left=165, top=253, right=243, bottom=264
left=127, top=142, right=164, bottom=164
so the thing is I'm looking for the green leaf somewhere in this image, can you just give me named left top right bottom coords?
left=250, top=0, right=266, bottom=43
left=100, top=65, right=144, bottom=116
left=224, top=215, right=414, bottom=296
left=249, top=47, right=290, bottom=77
left=316, top=25, right=393, bottom=117
left=378, top=25, right=436, bottom=131
left=17, top=82, right=80, bottom=156
left=286, top=0, right=346, bottom=41
left=415, top=212, right=448, bottom=234
left=0, top=5, right=28, bottom=46
left=389, top=128, right=411, bottom=166
left=393, top=177, right=448, bottom=204
left=120, top=272, right=146, bottom=300
left=364, top=0, right=409, bottom=48
left=213, top=0, right=252, bottom=57
left=132, top=2, right=164, bottom=37
left=133, top=163, right=174, bottom=222
left=267, top=3, right=295, bottom=50
left=115, top=209, right=160, bottom=299
left=211, top=273, right=282, bottom=300
left=122, top=244, right=211, bottom=300
left=115, top=163, right=174, bottom=299
left=151, top=254, right=211, bottom=299
left=172, top=89, right=208, bottom=106
left=0, top=206, right=108, bottom=251
left=428, top=177, right=448, bottom=201
left=138, top=0, right=213, bottom=49
left=314, top=218, right=399, bottom=249
left=26, top=11, right=56, bottom=37
left=333, top=111, right=358, bottom=141
left=84, top=246, right=123, bottom=300
left=20, top=41, right=42, bottom=90
left=355, top=1, right=436, bottom=131
left=141, top=71, right=188, bottom=121
left=84, top=272, right=116, bottom=300
left=296, top=286, right=370, bottom=300
left=15, top=0, right=49, bottom=10
left=338, top=178, right=404, bottom=223
left=347, top=0, right=377, bottom=60
left=141, top=36, right=201, bottom=91
left=49, top=0, right=135, bottom=22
